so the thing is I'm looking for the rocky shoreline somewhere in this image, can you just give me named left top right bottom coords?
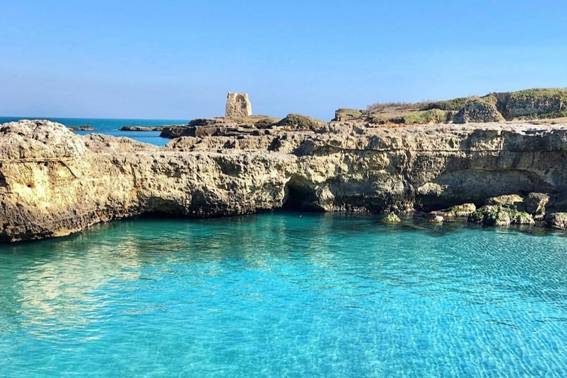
left=120, top=125, right=183, bottom=132
left=0, top=117, right=566, bottom=242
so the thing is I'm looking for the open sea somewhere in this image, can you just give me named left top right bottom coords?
left=0, top=213, right=566, bottom=377
left=0, top=117, right=186, bottom=146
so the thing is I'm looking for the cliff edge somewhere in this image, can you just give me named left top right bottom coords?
left=1, top=119, right=567, bottom=241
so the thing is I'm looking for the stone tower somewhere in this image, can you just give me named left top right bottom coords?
left=225, top=92, right=252, bottom=119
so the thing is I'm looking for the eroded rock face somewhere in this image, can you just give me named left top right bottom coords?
left=1, top=119, right=567, bottom=241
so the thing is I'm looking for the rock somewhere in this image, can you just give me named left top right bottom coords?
left=545, top=213, right=567, bottom=230
left=429, top=215, right=445, bottom=224
left=495, top=210, right=512, bottom=226
left=453, top=99, right=505, bottom=124
left=430, top=203, right=475, bottom=221
left=496, top=89, right=567, bottom=120
left=469, top=205, right=534, bottom=227
left=69, top=125, right=95, bottom=131
left=275, top=114, right=326, bottom=131
left=188, top=119, right=218, bottom=127
left=225, top=92, right=252, bottom=119
left=120, top=126, right=170, bottom=131
left=486, top=194, right=524, bottom=206
left=519, top=192, right=549, bottom=217
left=254, top=119, right=276, bottom=129
left=383, top=213, right=401, bottom=224
left=546, top=212, right=567, bottom=229
left=2, top=119, right=567, bottom=242
left=160, top=126, right=188, bottom=138
left=160, top=125, right=219, bottom=138
left=160, top=117, right=280, bottom=139
left=469, top=205, right=500, bottom=226
left=334, top=108, right=363, bottom=121
left=513, top=211, right=535, bottom=225
left=447, top=203, right=477, bottom=217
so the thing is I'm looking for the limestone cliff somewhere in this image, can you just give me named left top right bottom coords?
left=1, top=119, right=567, bottom=242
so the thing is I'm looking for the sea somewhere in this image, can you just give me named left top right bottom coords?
left=0, top=214, right=566, bottom=377
left=0, top=116, right=186, bottom=146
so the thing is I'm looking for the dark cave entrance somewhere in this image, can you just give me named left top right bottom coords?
left=282, top=178, right=323, bottom=212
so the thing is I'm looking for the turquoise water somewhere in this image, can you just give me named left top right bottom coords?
left=0, top=117, right=186, bottom=146
left=0, top=214, right=566, bottom=377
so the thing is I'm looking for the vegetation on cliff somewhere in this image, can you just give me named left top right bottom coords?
left=338, top=88, right=567, bottom=125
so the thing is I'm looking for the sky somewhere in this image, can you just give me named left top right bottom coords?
left=1, top=1, right=567, bottom=120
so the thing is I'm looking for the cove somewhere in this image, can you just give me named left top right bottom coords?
left=0, top=213, right=566, bottom=377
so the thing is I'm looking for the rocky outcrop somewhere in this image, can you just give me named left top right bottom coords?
left=274, top=114, right=326, bottom=131
left=496, top=89, right=567, bottom=120
left=468, top=205, right=534, bottom=227
left=519, top=193, right=549, bottom=219
left=545, top=213, right=567, bottom=230
left=334, top=108, right=363, bottom=122
left=1, top=119, right=567, bottom=241
left=160, top=116, right=281, bottom=139
left=69, top=126, right=95, bottom=131
left=120, top=126, right=178, bottom=131
left=355, top=88, right=567, bottom=126
left=453, top=99, right=505, bottom=124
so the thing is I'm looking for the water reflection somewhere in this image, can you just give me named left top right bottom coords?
left=0, top=213, right=566, bottom=376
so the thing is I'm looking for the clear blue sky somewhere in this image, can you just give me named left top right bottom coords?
left=1, top=1, right=566, bottom=120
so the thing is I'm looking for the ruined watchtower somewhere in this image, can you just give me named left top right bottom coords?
left=225, top=92, right=252, bottom=119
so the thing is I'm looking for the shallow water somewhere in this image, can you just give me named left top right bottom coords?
left=0, top=117, right=185, bottom=146
left=0, top=214, right=566, bottom=377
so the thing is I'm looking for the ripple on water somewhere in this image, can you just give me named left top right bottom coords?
left=0, top=213, right=566, bottom=377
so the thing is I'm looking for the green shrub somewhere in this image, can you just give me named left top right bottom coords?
left=383, top=212, right=401, bottom=224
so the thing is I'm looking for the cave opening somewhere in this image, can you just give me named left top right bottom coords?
left=282, top=179, right=323, bottom=212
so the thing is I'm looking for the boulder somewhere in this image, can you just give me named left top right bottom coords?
left=519, top=192, right=549, bottom=217
left=275, top=114, right=326, bottom=131
left=453, top=99, right=505, bottom=124
left=334, top=108, right=363, bottom=121
left=429, top=214, right=445, bottom=224
left=545, top=213, right=567, bottom=230
left=469, top=205, right=534, bottom=226
left=447, top=203, right=476, bottom=217
left=486, top=194, right=524, bottom=206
